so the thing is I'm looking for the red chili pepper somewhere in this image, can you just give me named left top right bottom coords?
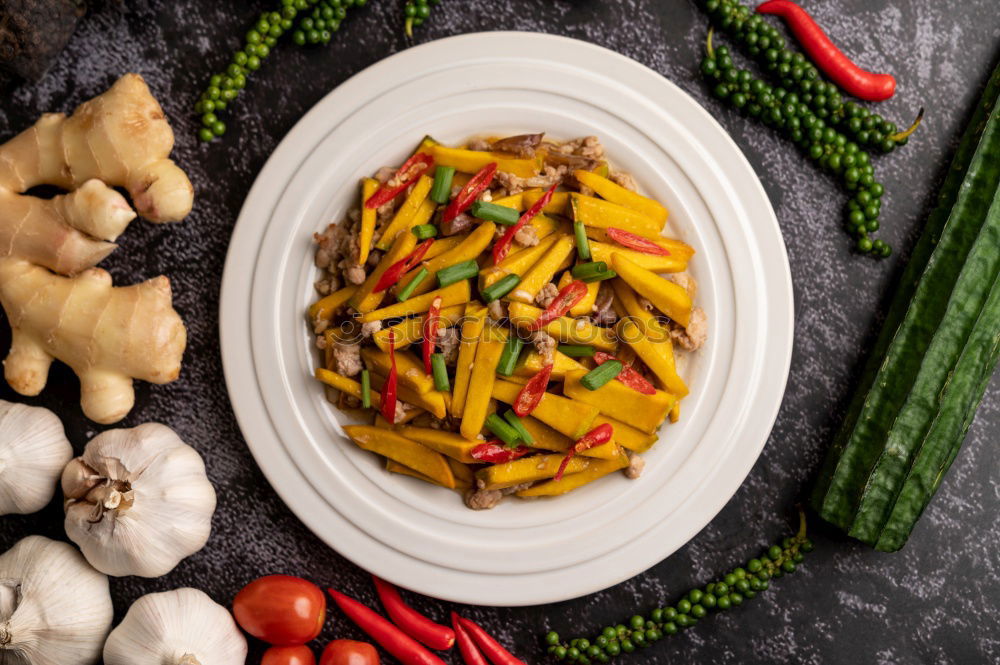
left=422, top=296, right=442, bottom=375
left=455, top=616, right=528, bottom=665
left=605, top=227, right=671, bottom=256
left=380, top=331, right=398, bottom=423
left=328, top=589, right=448, bottom=665
left=492, top=184, right=557, bottom=264
left=373, top=239, right=435, bottom=293
left=443, top=163, right=497, bottom=223
left=512, top=363, right=554, bottom=416
left=529, top=280, right=587, bottom=331
left=451, top=612, right=489, bottom=665
left=372, top=576, right=455, bottom=651
left=756, top=0, right=895, bottom=102
left=470, top=441, right=531, bottom=464
left=366, top=152, right=435, bottom=210
left=593, top=351, right=656, bottom=395
left=554, top=423, right=614, bottom=481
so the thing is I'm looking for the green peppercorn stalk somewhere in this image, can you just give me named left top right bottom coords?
left=699, top=0, right=923, bottom=155
left=544, top=510, right=814, bottom=663
left=405, top=0, right=442, bottom=37
left=702, top=29, right=891, bottom=257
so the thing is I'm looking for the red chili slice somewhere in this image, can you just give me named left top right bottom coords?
left=365, top=152, right=434, bottom=210
left=529, top=280, right=587, bottom=331
left=380, top=330, right=398, bottom=423
left=554, top=423, right=614, bottom=481
left=373, top=239, right=435, bottom=293
left=492, top=184, right=557, bottom=264
left=593, top=351, right=657, bottom=395
left=422, top=296, right=442, bottom=374
left=606, top=227, right=671, bottom=256
left=442, top=162, right=497, bottom=223
left=470, top=441, right=531, bottom=464
left=512, top=363, right=554, bottom=416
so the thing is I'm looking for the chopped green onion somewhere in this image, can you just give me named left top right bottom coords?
left=580, top=359, right=623, bottom=390
left=397, top=267, right=429, bottom=301
left=412, top=224, right=438, bottom=240
left=485, top=413, right=521, bottom=447
left=496, top=334, right=525, bottom=376
left=503, top=410, right=534, bottom=444
left=574, top=221, right=591, bottom=260
left=430, top=166, right=455, bottom=204
left=481, top=274, right=520, bottom=303
left=558, top=344, right=595, bottom=358
left=582, top=269, right=617, bottom=283
left=470, top=201, right=521, bottom=225
left=571, top=261, right=609, bottom=280
left=436, top=259, right=478, bottom=287
left=431, top=353, right=450, bottom=392
left=360, top=369, right=371, bottom=408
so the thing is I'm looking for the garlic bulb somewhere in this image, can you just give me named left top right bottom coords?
left=0, top=400, right=73, bottom=515
left=62, top=422, right=216, bottom=577
left=0, top=535, right=113, bottom=665
left=104, top=588, right=247, bottom=665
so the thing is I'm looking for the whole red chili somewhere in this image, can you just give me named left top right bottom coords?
left=605, top=227, right=671, bottom=256
left=422, top=296, right=443, bottom=374
left=470, top=441, right=531, bottom=464
left=372, top=576, right=455, bottom=651
left=530, top=280, right=587, bottom=331
left=380, top=331, right=398, bottom=423
left=512, top=363, right=554, bottom=416
left=366, top=152, right=435, bottom=209
left=327, top=589, right=447, bottom=665
left=373, top=239, right=435, bottom=293
left=451, top=613, right=489, bottom=665
left=492, top=184, right=557, bottom=264
left=455, top=616, right=528, bottom=665
left=593, top=351, right=656, bottom=395
left=554, top=423, right=614, bottom=481
left=443, top=163, right=497, bottom=223
left=756, top=0, right=895, bottom=102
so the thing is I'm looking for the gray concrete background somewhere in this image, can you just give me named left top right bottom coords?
left=0, top=1, right=997, bottom=663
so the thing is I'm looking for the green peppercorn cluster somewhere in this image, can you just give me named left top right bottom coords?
left=405, top=0, right=442, bottom=37
left=695, top=0, right=923, bottom=258
left=544, top=514, right=813, bottom=663
left=194, top=0, right=367, bottom=142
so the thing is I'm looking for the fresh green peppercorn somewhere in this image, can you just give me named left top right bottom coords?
left=198, top=127, right=214, bottom=142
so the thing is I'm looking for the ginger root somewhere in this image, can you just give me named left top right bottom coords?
left=0, top=259, right=186, bottom=424
left=0, top=73, right=191, bottom=422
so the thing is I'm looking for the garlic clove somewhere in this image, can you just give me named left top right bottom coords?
left=103, top=588, right=247, bottom=665
left=0, top=535, right=113, bottom=665
left=63, top=422, right=217, bottom=578
left=0, top=400, right=73, bottom=515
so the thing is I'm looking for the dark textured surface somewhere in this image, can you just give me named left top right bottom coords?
left=1, top=1, right=998, bottom=663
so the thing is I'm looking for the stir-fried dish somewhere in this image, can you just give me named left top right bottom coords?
left=308, top=133, right=707, bottom=509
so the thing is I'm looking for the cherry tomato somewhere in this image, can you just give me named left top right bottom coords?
left=233, top=575, right=326, bottom=645
left=262, top=645, right=317, bottom=665
left=319, top=640, right=380, bottom=665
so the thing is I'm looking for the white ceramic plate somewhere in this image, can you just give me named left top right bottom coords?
left=220, top=32, right=792, bottom=606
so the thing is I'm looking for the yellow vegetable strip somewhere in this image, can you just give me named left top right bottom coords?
left=516, top=452, right=628, bottom=496
left=475, top=454, right=592, bottom=491
left=446, top=458, right=475, bottom=488
left=520, top=417, right=620, bottom=460
left=593, top=414, right=658, bottom=453
left=564, top=369, right=674, bottom=434
left=573, top=169, right=669, bottom=225
left=460, top=327, right=507, bottom=439
left=398, top=426, right=480, bottom=463
left=590, top=240, right=687, bottom=274
left=375, top=174, right=435, bottom=250
left=491, top=378, right=598, bottom=439
left=616, top=317, right=688, bottom=398
left=507, top=234, right=575, bottom=304
left=558, top=270, right=599, bottom=317
left=350, top=230, right=417, bottom=312
left=431, top=145, right=540, bottom=178
left=308, top=285, right=358, bottom=324
left=395, top=221, right=496, bottom=298
left=361, top=347, right=435, bottom=394
left=385, top=459, right=455, bottom=489
left=513, top=348, right=587, bottom=379
left=359, top=280, right=471, bottom=323
left=611, top=253, right=692, bottom=326
left=450, top=303, right=488, bottom=418
left=372, top=304, right=464, bottom=352
left=523, top=188, right=570, bottom=215
left=490, top=192, right=525, bottom=211
left=344, top=425, right=454, bottom=488
left=423, top=235, right=466, bottom=260
left=315, top=368, right=381, bottom=408
left=479, top=233, right=560, bottom=289
left=506, top=302, right=618, bottom=351
left=367, top=370, right=447, bottom=419
left=586, top=227, right=694, bottom=256
left=358, top=178, right=379, bottom=266
left=570, top=193, right=662, bottom=237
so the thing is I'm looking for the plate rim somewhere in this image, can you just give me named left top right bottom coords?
left=220, top=30, right=793, bottom=605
